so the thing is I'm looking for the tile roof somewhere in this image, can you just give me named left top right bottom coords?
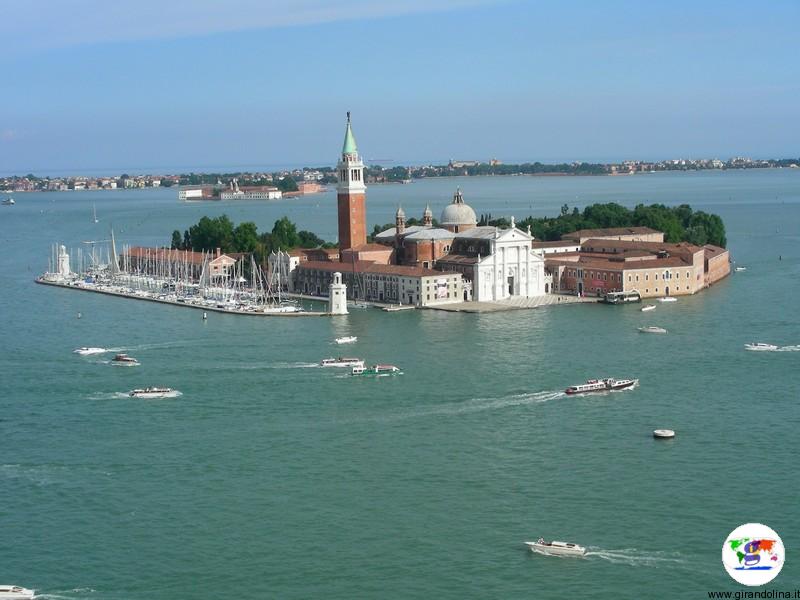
left=563, top=226, right=661, bottom=240
left=436, top=253, right=480, bottom=265
left=374, top=225, right=426, bottom=239
left=297, top=260, right=443, bottom=278
left=404, top=228, right=455, bottom=241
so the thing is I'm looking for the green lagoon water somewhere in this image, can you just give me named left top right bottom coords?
left=1, top=170, right=799, bottom=598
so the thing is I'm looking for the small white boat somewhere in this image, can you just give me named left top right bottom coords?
left=641, top=304, right=656, bottom=312
left=335, top=336, right=358, bottom=344
left=565, top=378, right=637, bottom=395
left=321, top=357, right=364, bottom=368
left=129, top=387, right=179, bottom=399
left=1, top=198, right=15, bottom=206
left=735, top=266, right=747, bottom=272
left=653, top=429, right=676, bottom=439
left=73, top=346, right=107, bottom=355
left=658, top=297, right=677, bottom=303
left=352, top=364, right=402, bottom=376
left=0, top=586, right=35, bottom=599
left=525, top=539, right=586, bottom=557
left=638, top=326, right=667, bottom=334
left=111, top=353, right=140, bottom=366
left=744, top=342, right=778, bottom=352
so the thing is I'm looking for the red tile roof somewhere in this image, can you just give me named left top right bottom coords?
left=298, top=260, right=443, bottom=278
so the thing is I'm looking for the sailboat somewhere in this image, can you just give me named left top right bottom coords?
left=93, top=204, right=99, bottom=223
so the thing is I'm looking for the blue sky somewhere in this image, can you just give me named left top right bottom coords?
left=1, top=0, right=798, bottom=175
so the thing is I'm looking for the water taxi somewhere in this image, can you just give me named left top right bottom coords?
left=525, top=539, right=586, bottom=557
left=128, top=387, right=178, bottom=399
left=111, top=353, right=140, bottom=366
left=351, top=364, right=402, bottom=377
left=744, top=342, right=778, bottom=351
left=600, top=290, right=641, bottom=304
left=638, top=326, right=667, bottom=334
left=653, top=429, right=676, bottom=439
left=335, top=336, right=358, bottom=344
left=321, top=357, right=364, bottom=368
left=73, top=346, right=107, bottom=355
left=0, top=585, right=35, bottom=599
left=565, top=378, right=637, bottom=395
left=641, top=304, right=656, bottom=312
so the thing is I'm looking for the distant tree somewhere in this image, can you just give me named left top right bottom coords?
left=188, top=214, right=235, bottom=252
left=298, top=230, right=325, bottom=248
left=161, top=179, right=175, bottom=188
left=270, top=216, right=301, bottom=250
left=276, top=176, right=298, bottom=193
left=561, top=203, right=569, bottom=216
left=171, top=230, right=183, bottom=249
left=232, top=221, right=259, bottom=253
left=182, top=230, right=191, bottom=250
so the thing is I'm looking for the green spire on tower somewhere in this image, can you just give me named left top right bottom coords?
left=342, top=111, right=358, bottom=155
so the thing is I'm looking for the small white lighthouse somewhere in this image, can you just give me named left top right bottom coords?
left=57, top=244, right=71, bottom=278
left=329, top=272, right=348, bottom=315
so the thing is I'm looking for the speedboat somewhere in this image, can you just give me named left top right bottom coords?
left=0, top=586, right=34, bottom=599
left=658, top=297, right=677, bottom=303
left=653, top=429, right=676, bottom=439
left=735, top=266, right=747, bottom=272
left=321, top=357, right=364, bottom=368
left=638, top=326, right=667, bottom=334
left=129, top=387, right=178, bottom=399
left=565, top=378, right=637, bottom=395
left=111, top=353, right=140, bottom=366
left=352, top=364, right=402, bottom=376
left=744, top=342, right=778, bottom=351
left=1, top=198, right=15, bottom=206
left=525, top=539, right=586, bottom=557
left=335, top=336, right=358, bottom=344
left=641, top=304, right=656, bottom=312
left=73, top=346, right=107, bottom=355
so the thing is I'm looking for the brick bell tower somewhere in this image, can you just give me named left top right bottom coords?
left=337, top=112, right=367, bottom=254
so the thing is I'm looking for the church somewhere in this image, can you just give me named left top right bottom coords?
left=278, top=114, right=546, bottom=306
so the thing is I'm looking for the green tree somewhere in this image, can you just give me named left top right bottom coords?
left=188, top=214, right=235, bottom=252
left=276, top=176, right=298, bottom=193
left=171, top=230, right=183, bottom=249
left=270, top=216, right=301, bottom=250
left=232, top=221, right=259, bottom=253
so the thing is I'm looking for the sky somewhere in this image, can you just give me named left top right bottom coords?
left=1, top=0, right=798, bottom=175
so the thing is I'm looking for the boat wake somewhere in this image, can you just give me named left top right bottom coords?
left=378, top=390, right=566, bottom=421
left=265, top=361, right=321, bottom=369
left=745, top=345, right=800, bottom=352
left=87, top=392, right=133, bottom=400
left=584, top=547, right=688, bottom=568
left=35, top=589, right=98, bottom=599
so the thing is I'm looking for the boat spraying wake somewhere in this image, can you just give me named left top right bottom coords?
left=584, top=547, right=688, bottom=568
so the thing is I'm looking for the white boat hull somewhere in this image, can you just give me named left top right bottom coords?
left=525, top=541, right=586, bottom=557
left=0, top=587, right=35, bottom=600
left=653, top=429, right=675, bottom=439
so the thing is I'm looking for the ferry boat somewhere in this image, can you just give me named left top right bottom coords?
left=73, top=346, right=107, bottom=355
left=351, top=364, right=402, bottom=377
left=641, top=304, right=656, bottom=312
left=525, top=539, right=586, bottom=557
left=335, top=336, right=358, bottom=344
left=658, top=297, right=677, bottom=303
left=111, top=353, right=140, bottom=366
left=129, top=387, right=178, bottom=398
left=0, top=585, right=35, bottom=599
left=1, top=198, right=15, bottom=206
left=744, top=342, right=778, bottom=352
left=321, top=357, right=364, bottom=368
left=638, top=326, right=667, bottom=334
left=565, top=378, right=637, bottom=395
left=600, top=290, right=641, bottom=304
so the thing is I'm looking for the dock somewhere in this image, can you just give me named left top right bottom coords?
left=424, top=294, right=596, bottom=313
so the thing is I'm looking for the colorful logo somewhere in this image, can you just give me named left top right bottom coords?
left=722, top=523, right=784, bottom=586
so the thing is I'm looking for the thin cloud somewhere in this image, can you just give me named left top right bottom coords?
left=3, top=0, right=500, bottom=55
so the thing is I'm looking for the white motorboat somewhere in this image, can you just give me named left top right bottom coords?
left=638, top=326, right=667, bottom=334
left=321, top=357, right=364, bottom=368
left=1, top=198, right=15, bottom=206
left=653, top=429, right=676, bottom=439
left=111, top=353, right=140, bottom=366
left=525, top=539, right=586, bottom=557
left=129, top=387, right=179, bottom=399
left=73, top=346, right=107, bottom=355
left=735, top=266, right=747, bottom=272
left=565, top=378, right=637, bottom=395
left=641, top=304, right=656, bottom=312
left=0, top=586, right=35, bottom=599
left=658, top=297, right=677, bottom=303
left=335, top=336, right=358, bottom=344
left=744, top=342, right=778, bottom=352
left=352, top=364, right=403, bottom=376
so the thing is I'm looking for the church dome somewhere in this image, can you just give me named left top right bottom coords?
left=440, top=188, right=477, bottom=228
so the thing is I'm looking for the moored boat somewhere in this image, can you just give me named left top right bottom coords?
left=735, top=266, right=747, bottom=272
left=73, top=346, right=107, bottom=355
left=525, top=538, right=586, bottom=557
left=129, top=387, right=178, bottom=398
left=641, top=304, right=656, bottom=312
left=653, top=429, right=676, bottom=439
left=744, top=342, right=778, bottom=351
left=638, top=326, right=667, bottom=334
left=351, top=364, right=402, bottom=376
left=658, top=297, right=677, bottom=303
left=565, top=378, right=637, bottom=395
left=321, top=357, right=364, bottom=368
left=0, top=585, right=35, bottom=599
left=335, top=336, right=358, bottom=344
left=111, top=353, right=140, bottom=366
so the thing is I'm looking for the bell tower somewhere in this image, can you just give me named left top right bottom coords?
left=337, top=112, right=367, bottom=254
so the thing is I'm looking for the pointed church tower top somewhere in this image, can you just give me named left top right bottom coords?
left=342, top=111, right=358, bottom=156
